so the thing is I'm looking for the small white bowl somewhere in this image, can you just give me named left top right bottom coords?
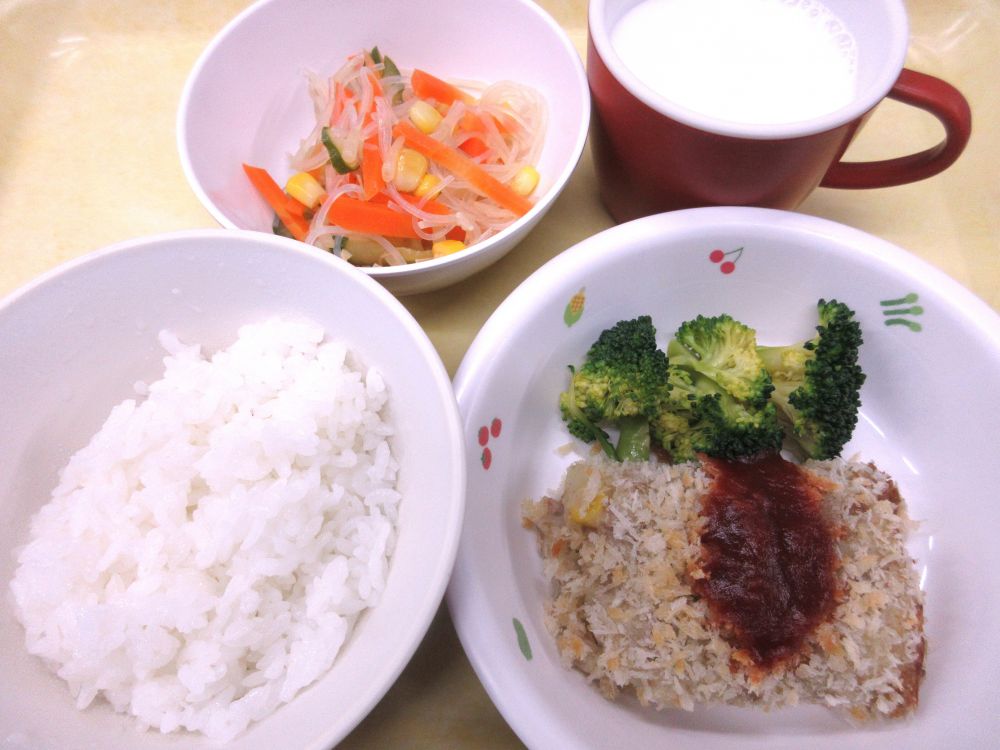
left=177, top=0, right=589, bottom=296
left=0, top=230, right=465, bottom=749
left=448, top=207, right=1000, bottom=748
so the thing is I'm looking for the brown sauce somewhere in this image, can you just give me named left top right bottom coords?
left=695, top=453, right=838, bottom=670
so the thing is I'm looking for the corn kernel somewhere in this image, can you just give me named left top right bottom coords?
left=284, top=171, right=326, bottom=209
left=394, top=148, right=428, bottom=193
left=431, top=240, right=465, bottom=258
left=568, top=492, right=605, bottom=527
left=414, top=173, right=442, bottom=198
left=408, top=99, right=444, bottom=134
left=510, top=165, right=540, bottom=197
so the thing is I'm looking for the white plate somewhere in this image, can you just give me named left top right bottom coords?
left=447, top=207, right=1000, bottom=749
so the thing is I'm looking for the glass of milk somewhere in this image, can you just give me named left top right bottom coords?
left=587, top=0, right=971, bottom=222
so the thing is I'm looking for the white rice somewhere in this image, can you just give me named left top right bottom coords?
left=9, top=318, right=400, bottom=741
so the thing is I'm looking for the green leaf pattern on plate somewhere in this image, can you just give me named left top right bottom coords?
left=881, top=293, right=923, bottom=332
left=513, top=617, right=532, bottom=661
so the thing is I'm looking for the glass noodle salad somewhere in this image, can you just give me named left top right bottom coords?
left=243, top=47, right=547, bottom=266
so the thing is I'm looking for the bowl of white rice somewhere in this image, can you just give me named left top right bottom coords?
left=0, top=230, right=465, bottom=749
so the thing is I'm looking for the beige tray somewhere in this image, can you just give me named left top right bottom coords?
left=1, top=1, right=996, bottom=746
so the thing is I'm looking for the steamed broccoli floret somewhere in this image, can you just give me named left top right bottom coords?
left=649, top=366, right=700, bottom=461
left=666, top=314, right=774, bottom=407
left=559, top=365, right=617, bottom=458
left=688, top=382, right=784, bottom=460
left=559, top=316, right=669, bottom=461
left=757, top=299, right=866, bottom=460
left=561, top=303, right=865, bottom=465
left=651, top=367, right=783, bottom=462
left=655, top=313, right=781, bottom=461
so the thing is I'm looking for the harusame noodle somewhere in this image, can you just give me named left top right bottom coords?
left=245, top=48, right=547, bottom=266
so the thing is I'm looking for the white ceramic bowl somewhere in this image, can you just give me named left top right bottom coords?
left=177, top=0, right=589, bottom=296
left=0, top=230, right=465, bottom=749
left=448, top=207, right=1000, bottom=749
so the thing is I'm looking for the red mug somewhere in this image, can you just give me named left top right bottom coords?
left=587, top=0, right=972, bottom=223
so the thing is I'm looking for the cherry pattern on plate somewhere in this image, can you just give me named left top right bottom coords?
left=477, top=417, right=503, bottom=470
left=708, top=246, right=744, bottom=274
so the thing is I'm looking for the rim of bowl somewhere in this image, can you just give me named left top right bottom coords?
left=176, top=0, right=591, bottom=280
left=0, top=228, right=467, bottom=749
left=587, top=0, right=910, bottom=140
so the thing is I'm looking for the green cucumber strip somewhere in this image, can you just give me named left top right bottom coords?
left=321, top=127, right=358, bottom=174
left=381, top=54, right=400, bottom=79
left=381, top=55, right=404, bottom=104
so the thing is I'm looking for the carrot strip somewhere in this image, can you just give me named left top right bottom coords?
left=393, top=121, right=533, bottom=216
left=459, top=112, right=482, bottom=132
left=324, top=196, right=420, bottom=238
left=367, top=68, right=383, bottom=97
left=457, top=112, right=491, bottom=156
left=459, top=137, right=488, bottom=158
left=242, top=164, right=310, bottom=241
left=411, top=69, right=474, bottom=106
left=369, top=189, right=455, bottom=217
left=361, top=141, right=385, bottom=200
left=393, top=192, right=451, bottom=215
left=361, top=75, right=381, bottom=129
left=456, top=113, right=492, bottom=157
left=330, top=81, right=341, bottom=124
left=284, top=196, right=310, bottom=220
left=459, top=111, right=516, bottom=136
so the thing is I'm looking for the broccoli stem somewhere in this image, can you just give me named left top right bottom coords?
left=615, top=415, right=651, bottom=462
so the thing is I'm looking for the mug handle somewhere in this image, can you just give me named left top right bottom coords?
left=820, top=68, right=972, bottom=189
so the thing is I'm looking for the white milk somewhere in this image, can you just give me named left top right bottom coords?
left=610, top=0, right=858, bottom=125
